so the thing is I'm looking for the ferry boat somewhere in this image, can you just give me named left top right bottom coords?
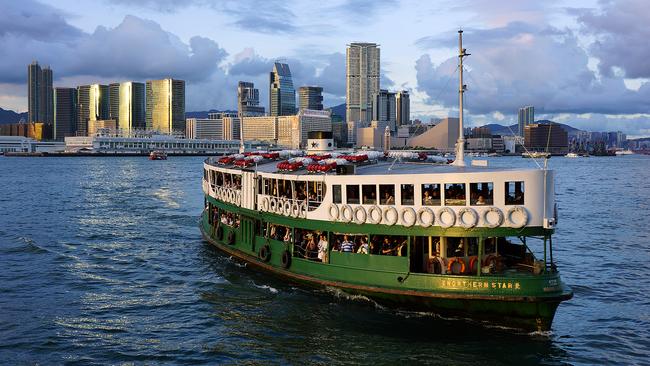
left=149, top=150, right=167, bottom=160
left=522, top=151, right=551, bottom=159
left=199, top=31, right=572, bottom=331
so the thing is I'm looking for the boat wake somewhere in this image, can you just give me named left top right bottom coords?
left=251, top=282, right=279, bottom=294
left=323, top=287, right=386, bottom=309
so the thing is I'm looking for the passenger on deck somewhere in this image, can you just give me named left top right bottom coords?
left=476, top=195, right=486, bottom=205
left=423, top=190, right=434, bottom=205
left=306, top=235, right=318, bottom=260
left=357, top=237, right=369, bottom=254
left=382, top=191, right=395, bottom=205
left=341, top=235, right=354, bottom=252
left=381, top=237, right=396, bottom=256
left=317, top=234, right=329, bottom=262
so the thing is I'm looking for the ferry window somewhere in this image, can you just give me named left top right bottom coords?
left=401, top=184, right=414, bottom=205
left=444, top=183, right=466, bottom=206
left=470, top=182, right=493, bottom=205
left=379, top=185, right=395, bottom=205
left=505, top=181, right=525, bottom=205
left=308, top=181, right=325, bottom=211
left=362, top=185, right=377, bottom=204
left=333, top=185, right=342, bottom=204
left=279, top=179, right=293, bottom=198
left=446, top=237, right=466, bottom=257
left=421, top=184, right=441, bottom=206
left=346, top=185, right=360, bottom=204
left=263, top=178, right=271, bottom=195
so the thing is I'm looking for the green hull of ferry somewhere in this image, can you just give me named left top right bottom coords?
left=200, top=196, right=572, bottom=332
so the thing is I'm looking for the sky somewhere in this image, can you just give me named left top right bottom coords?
left=1, top=0, right=650, bottom=137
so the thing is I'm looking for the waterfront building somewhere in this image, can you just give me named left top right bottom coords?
left=298, top=86, right=324, bottom=111
left=518, top=106, right=534, bottom=136
left=470, top=126, right=492, bottom=138
left=524, top=123, right=568, bottom=155
left=146, top=78, right=185, bottom=134
left=269, top=63, right=296, bottom=116
left=238, top=82, right=265, bottom=117
left=87, top=119, right=117, bottom=136
left=0, top=122, right=51, bottom=141
left=109, top=82, right=145, bottom=132
left=332, top=121, right=348, bottom=147
left=64, top=134, right=248, bottom=155
left=241, top=116, right=278, bottom=142
left=77, top=84, right=109, bottom=136
left=27, top=61, right=54, bottom=124
left=0, top=136, right=64, bottom=153
left=396, top=90, right=410, bottom=126
left=222, top=116, right=241, bottom=140
left=346, top=42, right=380, bottom=123
left=277, top=109, right=332, bottom=149
left=372, top=89, right=396, bottom=129
left=186, top=118, right=224, bottom=140
left=208, top=112, right=237, bottom=120
left=53, top=87, right=77, bottom=140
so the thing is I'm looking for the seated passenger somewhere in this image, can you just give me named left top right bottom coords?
left=476, top=195, right=486, bottom=205
left=317, top=234, right=329, bottom=262
left=340, top=235, right=354, bottom=252
left=382, top=191, right=395, bottom=205
left=357, top=237, right=369, bottom=254
left=306, top=235, right=318, bottom=260
left=423, top=190, right=434, bottom=205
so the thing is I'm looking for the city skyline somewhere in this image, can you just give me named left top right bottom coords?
left=1, top=1, right=650, bottom=137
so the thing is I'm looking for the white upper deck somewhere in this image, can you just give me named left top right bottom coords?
left=202, top=151, right=557, bottom=231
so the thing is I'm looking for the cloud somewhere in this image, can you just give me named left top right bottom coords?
left=0, top=0, right=83, bottom=41
left=415, top=22, right=650, bottom=116
left=575, top=0, right=650, bottom=79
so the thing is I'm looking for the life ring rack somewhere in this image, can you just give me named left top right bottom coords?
left=457, top=207, right=479, bottom=228
left=482, top=206, right=504, bottom=228
left=507, top=206, right=529, bottom=228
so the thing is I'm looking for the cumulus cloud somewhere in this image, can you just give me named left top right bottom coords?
left=415, top=22, right=650, bottom=116
left=575, top=0, right=650, bottom=79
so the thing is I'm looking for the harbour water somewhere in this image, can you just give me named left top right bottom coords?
left=1, top=155, right=649, bottom=365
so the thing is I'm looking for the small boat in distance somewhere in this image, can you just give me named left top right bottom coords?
left=565, top=152, right=579, bottom=158
left=149, top=150, right=167, bottom=160
left=522, top=152, right=550, bottom=159
left=615, top=150, right=634, bottom=156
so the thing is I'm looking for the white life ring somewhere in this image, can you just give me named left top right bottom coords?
left=340, top=204, right=354, bottom=223
left=353, top=206, right=367, bottom=225
left=382, top=206, right=399, bottom=226
left=283, top=200, right=292, bottom=216
left=458, top=207, right=479, bottom=228
left=328, top=204, right=339, bottom=221
left=291, top=202, right=300, bottom=218
left=367, top=205, right=382, bottom=224
left=269, top=197, right=278, bottom=213
left=261, top=197, right=270, bottom=212
left=482, top=206, right=504, bottom=228
left=417, top=207, right=435, bottom=227
left=437, top=207, right=456, bottom=228
left=400, top=207, right=417, bottom=227
left=507, top=206, right=529, bottom=228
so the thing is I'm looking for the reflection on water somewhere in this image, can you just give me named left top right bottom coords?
left=0, top=155, right=649, bottom=364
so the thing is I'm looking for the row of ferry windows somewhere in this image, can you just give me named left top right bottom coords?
left=332, top=181, right=525, bottom=206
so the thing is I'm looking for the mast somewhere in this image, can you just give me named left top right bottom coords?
left=452, top=29, right=470, bottom=167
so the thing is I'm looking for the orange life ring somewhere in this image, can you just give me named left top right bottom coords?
left=447, top=257, right=466, bottom=274
left=469, top=256, right=479, bottom=273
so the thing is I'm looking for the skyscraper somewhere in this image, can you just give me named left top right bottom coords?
left=27, top=61, right=53, bottom=124
left=518, top=106, right=534, bottom=136
left=396, top=90, right=410, bottom=126
left=53, top=87, right=77, bottom=140
left=298, top=86, right=323, bottom=111
left=146, top=78, right=185, bottom=133
left=269, top=62, right=295, bottom=116
left=238, top=81, right=265, bottom=117
left=346, top=42, right=380, bottom=123
left=110, top=82, right=145, bottom=133
left=77, top=84, right=109, bottom=136
left=372, top=89, right=396, bottom=123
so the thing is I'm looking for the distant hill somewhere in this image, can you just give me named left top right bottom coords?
left=185, top=109, right=237, bottom=119
left=328, top=103, right=345, bottom=118
left=482, top=121, right=582, bottom=137
left=0, top=108, right=27, bottom=124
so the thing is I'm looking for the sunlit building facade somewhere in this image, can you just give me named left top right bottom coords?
left=396, top=90, right=410, bottom=126
left=238, top=81, right=265, bottom=117
left=77, top=84, right=109, bottom=136
left=146, top=78, right=185, bottom=134
left=298, top=86, right=324, bottom=111
left=109, top=82, right=145, bottom=133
